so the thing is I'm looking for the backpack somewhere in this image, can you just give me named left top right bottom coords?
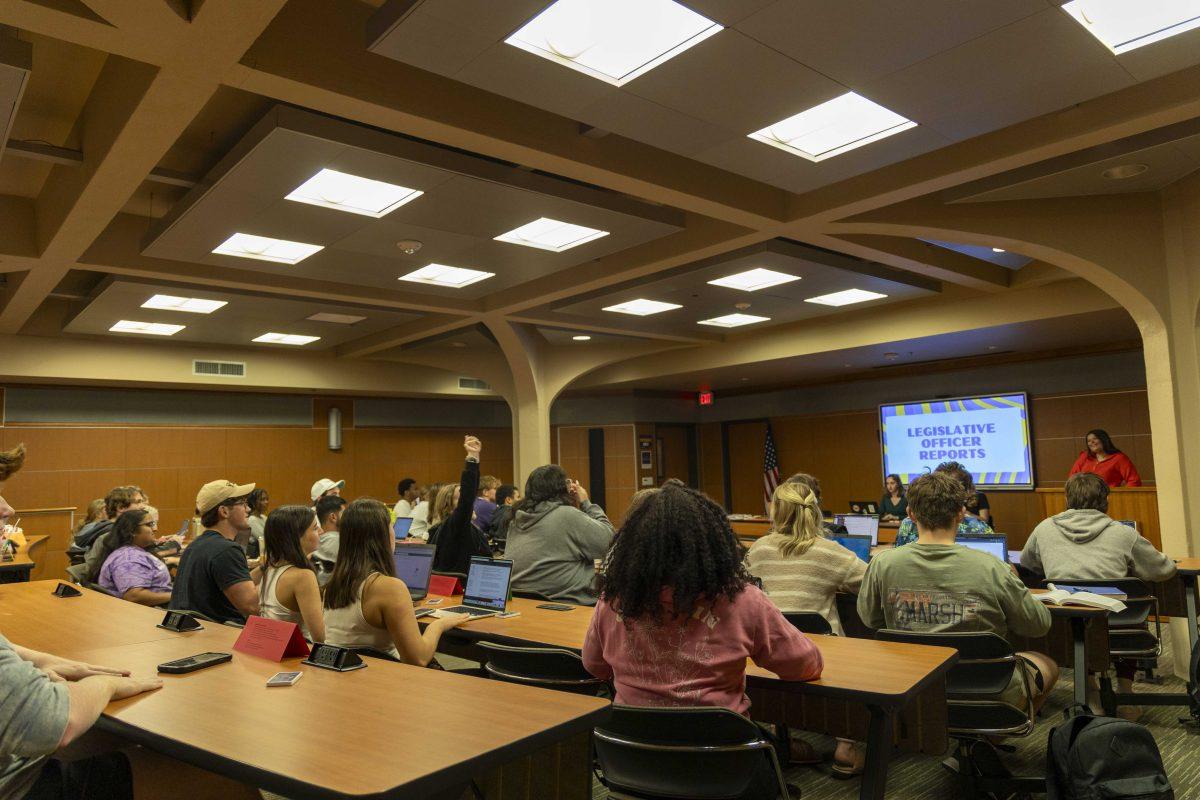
left=1046, top=710, right=1173, bottom=800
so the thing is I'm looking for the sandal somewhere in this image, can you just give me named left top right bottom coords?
left=831, top=738, right=866, bottom=779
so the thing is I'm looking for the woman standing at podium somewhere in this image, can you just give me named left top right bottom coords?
left=1068, top=429, right=1142, bottom=487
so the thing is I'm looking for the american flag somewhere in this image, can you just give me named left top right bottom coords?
left=763, top=423, right=781, bottom=511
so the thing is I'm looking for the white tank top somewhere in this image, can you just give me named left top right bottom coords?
left=259, top=565, right=309, bottom=640
left=323, top=573, right=401, bottom=660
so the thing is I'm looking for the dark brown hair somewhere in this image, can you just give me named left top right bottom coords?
left=935, top=461, right=978, bottom=512
left=0, top=444, right=25, bottom=482
left=1065, top=472, right=1109, bottom=512
left=906, top=472, right=967, bottom=531
left=105, top=486, right=141, bottom=519
left=323, top=498, right=394, bottom=610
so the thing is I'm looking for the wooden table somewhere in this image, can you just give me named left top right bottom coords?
left=0, top=534, right=48, bottom=583
left=1024, top=590, right=1110, bottom=709
left=1, top=582, right=610, bottom=800
left=421, top=595, right=957, bottom=800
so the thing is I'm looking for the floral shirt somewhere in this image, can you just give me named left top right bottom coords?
left=894, top=514, right=992, bottom=546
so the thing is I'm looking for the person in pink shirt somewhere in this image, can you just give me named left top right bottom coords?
left=583, top=480, right=823, bottom=794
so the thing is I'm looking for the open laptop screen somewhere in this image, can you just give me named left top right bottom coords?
left=392, top=516, right=413, bottom=539
left=832, top=534, right=872, bottom=563
left=393, top=545, right=435, bottom=597
left=463, top=557, right=513, bottom=612
left=955, top=534, right=1009, bottom=563
left=834, top=514, right=879, bottom=545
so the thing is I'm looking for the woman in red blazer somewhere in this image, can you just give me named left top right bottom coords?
left=1068, top=429, right=1142, bottom=487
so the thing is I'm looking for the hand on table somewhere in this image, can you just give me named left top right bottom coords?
left=44, top=660, right=132, bottom=682
left=110, top=676, right=164, bottom=700
left=435, top=611, right=471, bottom=630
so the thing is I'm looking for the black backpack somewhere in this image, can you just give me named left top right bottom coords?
left=1046, top=710, right=1173, bottom=800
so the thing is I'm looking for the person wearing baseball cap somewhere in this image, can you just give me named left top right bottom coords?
left=310, top=478, right=344, bottom=504
left=169, top=480, right=259, bottom=624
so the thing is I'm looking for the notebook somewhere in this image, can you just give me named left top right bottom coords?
left=392, top=544, right=436, bottom=602
left=832, top=534, right=872, bottom=563
left=434, top=556, right=513, bottom=619
left=833, top=514, right=880, bottom=545
left=955, top=534, right=1008, bottom=563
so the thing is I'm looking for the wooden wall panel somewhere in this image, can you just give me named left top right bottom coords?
left=727, top=420, right=767, bottom=514
left=555, top=425, right=636, bottom=527
left=698, top=423, right=725, bottom=506
left=1030, top=389, right=1152, bottom=486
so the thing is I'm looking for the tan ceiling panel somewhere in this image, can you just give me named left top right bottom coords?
left=574, top=91, right=732, bottom=159
left=1110, top=25, right=1200, bottom=82
left=451, top=40, right=618, bottom=119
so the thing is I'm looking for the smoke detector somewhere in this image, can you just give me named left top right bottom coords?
left=734, top=302, right=751, bottom=311
left=396, top=239, right=423, bottom=255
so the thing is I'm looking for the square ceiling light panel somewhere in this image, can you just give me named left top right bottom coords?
left=494, top=217, right=610, bottom=251
left=252, top=332, right=321, bottom=345
left=1062, top=0, right=1200, bottom=54
left=698, top=313, right=771, bottom=327
left=212, top=233, right=324, bottom=264
left=307, top=312, right=367, bottom=324
left=285, top=168, right=423, bottom=217
left=707, top=267, right=800, bottom=292
left=505, top=0, right=723, bottom=86
left=749, top=92, right=916, bottom=162
left=141, top=294, right=227, bottom=314
left=804, top=288, right=888, bottom=306
left=602, top=298, right=683, bottom=316
left=398, top=264, right=494, bottom=288
left=109, top=320, right=185, bottom=336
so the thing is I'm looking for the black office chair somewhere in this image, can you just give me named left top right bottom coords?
left=512, top=588, right=554, bottom=601
left=593, top=705, right=797, bottom=800
left=477, top=641, right=608, bottom=696
left=782, top=612, right=833, bottom=636
left=347, top=646, right=402, bottom=663
left=876, top=630, right=1042, bottom=800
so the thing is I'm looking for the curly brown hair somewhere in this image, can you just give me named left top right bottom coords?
left=0, top=443, right=26, bottom=482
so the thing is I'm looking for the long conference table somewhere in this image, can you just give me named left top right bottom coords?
left=0, top=581, right=610, bottom=800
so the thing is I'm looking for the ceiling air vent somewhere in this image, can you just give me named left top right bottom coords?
left=458, top=377, right=489, bottom=390
left=193, top=359, right=246, bottom=378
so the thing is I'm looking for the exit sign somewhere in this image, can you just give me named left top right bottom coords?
left=698, top=391, right=714, bottom=406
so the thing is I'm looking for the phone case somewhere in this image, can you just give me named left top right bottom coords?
left=157, top=652, right=232, bottom=674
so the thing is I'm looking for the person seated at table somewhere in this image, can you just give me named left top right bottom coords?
left=73, top=485, right=146, bottom=549
left=393, top=477, right=420, bottom=519
left=246, top=487, right=270, bottom=555
left=257, top=505, right=326, bottom=642
left=428, top=436, right=491, bottom=574
left=878, top=473, right=907, bottom=523
left=170, top=480, right=260, bottom=624
left=782, top=472, right=847, bottom=536
left=583, top=480, right=823, bottom=795
left=858, top=472, right=1058, bottom=713
left=507, top=465, right=615, bottom=605
left=409, top=483, right=436, bottom=541
left=73, top=498, right=105, bottom=536
left=893, top=461, right=991, bottom=546
left=473, top=474, right=501, bottom=531
left=97, top=508, right=173, bottom=606
left=312, top=494, right=347, bottom=577
left=486, top=484, right=519, bottom=545
left=1068, top=428, right=1142, bottom=487
left=309, top=477, right=345, bottom=505
left=323, top=498, right=468, bottom=664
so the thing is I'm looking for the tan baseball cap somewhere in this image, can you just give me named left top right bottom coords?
left=310, top=478, right=345, bottom=502
left=196, top=480, right=256, bottom=514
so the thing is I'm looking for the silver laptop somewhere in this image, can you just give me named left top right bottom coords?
left=435, top=556, right=513, bottom=619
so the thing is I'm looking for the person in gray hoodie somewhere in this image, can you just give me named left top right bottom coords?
left=505, top=465, right=614, bottom=605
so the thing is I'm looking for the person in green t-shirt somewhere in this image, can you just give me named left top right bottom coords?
left=858, top=471, right=1059, bottom=712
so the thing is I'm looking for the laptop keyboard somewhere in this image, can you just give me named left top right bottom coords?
left=439, top=605, right=496, bottom=617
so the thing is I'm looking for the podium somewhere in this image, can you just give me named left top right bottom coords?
left=1035, top=487, right=1159, bottom=549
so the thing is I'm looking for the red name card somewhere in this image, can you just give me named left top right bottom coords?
left=428, top=575, right=462, bottom=596
left=233, top=616, right=310, bottom=662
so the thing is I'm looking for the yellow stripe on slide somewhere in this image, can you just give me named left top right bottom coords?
left=974, top=398, right=997, bottom=409
left=921, top=402, right=932, bottom=414
left=995, top=396, right=1024, bottom=409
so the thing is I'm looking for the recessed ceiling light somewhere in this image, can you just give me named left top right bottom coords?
left=213, top=233, right=323, bottom=264
left=141, top=294, right=226, bottom=314
left=252, top=332, right=321, bottom=346
left=602, top=298, right=683, bottom=316
left=707, top=268, right=800, bottom=292
left=505, top=0, right=723, bottom=86
left=495, top=217, right=609, bottom=252
left=804, top=289, right=888, bottom=307
left=109, top=320, right=184, bottom=336
left=572, top=335, right=592, bottom=341
left=1101, top=163, right=1149, bottom=180
left=1062, top=0, right=1200, bottom=54
left=697, top=313, right=771, bottom=328
left=991, top=247, right=1006, bottom=253
left=285, top=168, right=423, bottom=217
left=748, top=92, right=916, bottom=162
left=398, top=264, right=494, bottom=288
left=306, top=312, right=366, bottom=324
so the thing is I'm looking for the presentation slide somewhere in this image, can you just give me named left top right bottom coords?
left=880, top=393, right=1034, bottom=489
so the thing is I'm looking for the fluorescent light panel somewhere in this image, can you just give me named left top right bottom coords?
left=804, top=289, right=888, bottom=307
left=213, top=233, right=323, bottom=264
left=749, top=92, right=916, bottom=162
left=572, top=335, right=592, bottom=341
left=285, top=168, right=423, bottom=217
left=1062, top=0, right=1200, bottom=53
left=399, top=264, right=494, bottom=288
left=708, top=268, right=800, bottom=292
left=110, top=320, right=184, bottom=336
left=253, top=332, right=321, bottom=345
left=505, top=0, right=722, bottom=86
left=307, top=312, right=366, bottom=324
left=494, top=217, right=609, bottom=252
left=698, top=313, right=771, bottom=328
left=602, top=298, right=682, bottom=316
left=141, top=294, right=227, bottom=314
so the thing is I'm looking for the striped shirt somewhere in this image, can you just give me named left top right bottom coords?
left=744, top=535, right=867, bottom=636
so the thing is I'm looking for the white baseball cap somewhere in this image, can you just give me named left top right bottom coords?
left=310, top=478, right=345, bottom=502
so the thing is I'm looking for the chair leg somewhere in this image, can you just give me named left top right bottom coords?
left=955, top=741, right=980, bottom=800
left=1099, top=675, right=1118, bottom=717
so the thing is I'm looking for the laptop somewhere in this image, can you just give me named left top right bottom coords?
left=832, top=534, right=872, bottom=563
left=848, top=500, right=878, bottom=515
left=833, top=514, right=880, bottom=546
left=393, top=544, right=436, bottom=602
left=955, top=534, right=1009, bottom=563
left=392, top=516, right=414, bottom=540
left=435, top=556, right=513, bottom=619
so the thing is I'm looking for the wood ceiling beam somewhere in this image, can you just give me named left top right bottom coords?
left=814, top=232, right=1011, bottom=292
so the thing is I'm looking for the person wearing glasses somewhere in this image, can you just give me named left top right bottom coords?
left=97, top=508, right=173, bottom=606
left=169, top=480, right=261, bottom=624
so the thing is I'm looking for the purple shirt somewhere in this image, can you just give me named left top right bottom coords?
left=473, top=498, right=498, bottom=529
left=99, top=546, right=172, bottom=598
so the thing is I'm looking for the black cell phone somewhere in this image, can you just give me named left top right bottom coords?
left=157, top=652, right=232, bottom=674
left=535, top=603, right=574, bottom=611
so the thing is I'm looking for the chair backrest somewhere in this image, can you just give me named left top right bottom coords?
left=347, top=646, right=402, bottom=663
left=783, top=611, right=833, bottom=636
left=477, top=641, right=607, bottom=695
left=594, top=705, right=787, bottom=800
